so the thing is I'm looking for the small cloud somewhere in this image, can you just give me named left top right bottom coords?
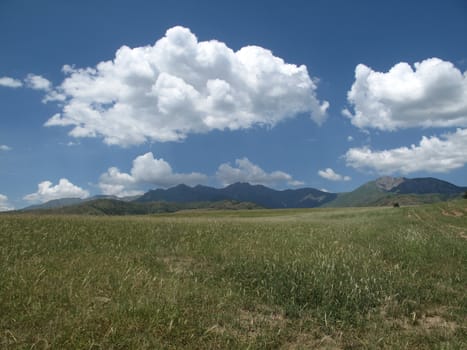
left=24, top=178, right=89, bottom=203
left=288, top=180, right=305, bottom=187
left=25, top=74, right=52, bottom=91
left=318, top=168, right=351, bottom=181
left=99, top=152, right=208, bottom=196
left=0, top=194, right=14, bottom=211
left=347, top=136, right=354, bottom=142
left=0, top=76, right=23, bottom=88
left=0, top=145, right=12, bottom=151
left=216, top=157, right=302, bottom=187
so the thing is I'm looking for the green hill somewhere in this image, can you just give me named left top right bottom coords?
left=326, top=177, right=466, bottom=207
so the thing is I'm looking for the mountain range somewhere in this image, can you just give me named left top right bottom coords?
left=18, top=176, right=467, bottom=214
left=137, top=182, right=337, bottom=208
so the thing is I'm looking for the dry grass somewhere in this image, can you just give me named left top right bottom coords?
left=1, top=201, right=466, bottom=348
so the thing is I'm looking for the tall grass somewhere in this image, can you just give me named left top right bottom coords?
left=1, top=203, right=466, bottom=348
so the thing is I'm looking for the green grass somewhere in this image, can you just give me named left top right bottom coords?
left=1, top=202, right=466, bottom=349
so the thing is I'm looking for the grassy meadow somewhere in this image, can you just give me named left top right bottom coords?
left=1, top=201, right=466, bottom=349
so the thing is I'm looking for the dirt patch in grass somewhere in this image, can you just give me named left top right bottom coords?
left=160, top=256, right=199, bottom=274
left=281, top=334, right=342, bottom=350
left=441, top=209, right=464, bottom=217
left=382, top=306, right=459, bottom=337
left=418, top=314, right=458, bottom=332
left=203, top=305, right=288, bottom=342
left=236, top=306, right=286, bottom=339
left=447, top=224, right=467, bottom=240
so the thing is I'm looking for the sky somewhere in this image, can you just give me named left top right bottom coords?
left=1, top=0, right=466, bottom=210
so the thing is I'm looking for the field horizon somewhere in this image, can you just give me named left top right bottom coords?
left=1, top=200, right=466, bottom=349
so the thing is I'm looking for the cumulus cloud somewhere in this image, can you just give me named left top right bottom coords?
left=0, top=76, right=23, bottom=88
left=216, top=157, right=303, bottom=187
left=99, top=152, right=208, bottom=196
left=345, top=128, right=467, bottom=174
left=0, top=145, right=12, bottom=151
left=343, top=58, right=467, bottom=130
left=25, top=74, right=52, bottom=91
left=318, top=168, right=351, bottom=181
left=44, top=26, right=329, bottom=146
left=0, top=194, right=14, bottom=212
left=24, top=178, right=90, bottom=203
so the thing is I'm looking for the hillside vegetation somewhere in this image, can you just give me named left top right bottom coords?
left=1, top=201, right=466, bottom=348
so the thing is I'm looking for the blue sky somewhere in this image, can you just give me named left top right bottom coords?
left=1, top=0, right=466, bottom=209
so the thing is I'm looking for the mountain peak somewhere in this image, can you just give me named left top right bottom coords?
left=375, top=176, right=405, bottom=191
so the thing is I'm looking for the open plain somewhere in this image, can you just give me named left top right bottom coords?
left=1, top=201, right=466, bottom=349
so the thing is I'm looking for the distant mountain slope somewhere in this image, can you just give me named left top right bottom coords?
left=137, top=184, right=225, bottom=203
left=390, top=177, right=466, bottom=195
left=326, top=177, right=466, bottom=207
left=137, top=182, right=337, bottom=208
left=20, top=198, right=261, bottom=215
left=22, top=197, right=85, bottom=211
left=22, top=195, right=140, bottom=211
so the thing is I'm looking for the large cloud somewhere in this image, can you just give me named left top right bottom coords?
left=343, top=58, right=467, bottom=130
left=99, top=152, right=208, bottom=196
left=44, top=26, right=329, bottom=146
left=318, top=168, right=351, bottom=181
left=0, top=194, right=14, bottom=211
left=216, top=157, right=303, bottom=187
left=345, top=128, right=467, bottom=174
left=24, top=178, right=90, bottom=203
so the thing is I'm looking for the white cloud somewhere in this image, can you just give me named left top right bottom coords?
left=99, top=152, right=208, bottom=196
left=345, top=128, right=467, bottom=174
left=24, top=178, right=90, bottom=203
left=318, top=168, right=351, bottom=181
left=0, top=145, right=12, bottom=151
left=44, top=26, right=329, bottom=146
left=25, top=74, right=52, bottom=91
left=98, top=167, right=142, bottom=197
left=0, top=76, right=23, bottom=88
left=216, top=157, right=302, bottom=187
left=343, top=58, right=467, bottom=130
left=0, top=194, right=14, bottom=211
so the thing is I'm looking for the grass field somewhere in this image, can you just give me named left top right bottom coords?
left=1, top=201, right=466, bottom=349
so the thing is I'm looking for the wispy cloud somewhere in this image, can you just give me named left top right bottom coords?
left=25, top=74, right=52, bottom=91
left=0, top=194, right=14, bottom=211
left=0, top=76, right=22, bottom=88
left=318, top=168, right=351, bottom=181
left=216, top=157, right=303, bottom=187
